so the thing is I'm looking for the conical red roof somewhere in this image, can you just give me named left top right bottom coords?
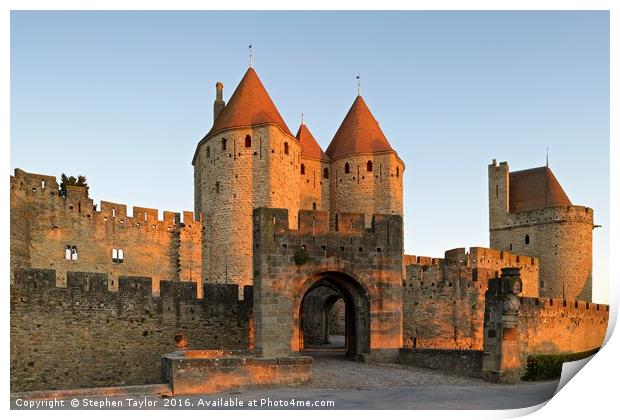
left=509, top=166, right=572, bottom=213
left=326, top=96, right=394, bottom=159
left=296, top=123, right=326, bottom=160
left=207, top=67, right=292, bottom=137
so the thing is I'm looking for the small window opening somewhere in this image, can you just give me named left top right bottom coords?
left=509, top=243, right=513, bottom=251
left=312, top=202, right=317, bottom=210
left=525, top=234, right=530, bottom=245
left=41, top=180, right=45, bottom=189
left=112, top=248, right=118, bottom=263
left=245, top=135, right=251, bottom=148
left=284, top=142, right=289, bottom=155
left=323, top=168, right=329, bottom=179
left=215, top=182, right=220, bottom=194
left=78, top=202, right=81, bottom=213
left=221, top=138, right=227, bottom=151
left=344, top=163, right=350, bottom=174
left=396, top=167, right=400, bottom=178
left=300, top=164, right=305, bottom=175
left=71, top=246, right=78, bottom=261
left=144, top=212, right=148, bottom=222
left=367, top=160, right=373, bottom=172
left=118, top=249, right=124, bottom=263
left=206, top=146, right=210, bottom=158
left=65, top=245, right=71, bottom=260
left=112, top=208, right=116, bottom=218
left=496, top=184, right=499, bottom=197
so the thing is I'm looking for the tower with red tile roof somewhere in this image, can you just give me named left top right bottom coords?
left=488, top=160, right=594, bottom=301
left=192, top=67, right=302, bottom=293
left=326, top=95, right=405, bottom=226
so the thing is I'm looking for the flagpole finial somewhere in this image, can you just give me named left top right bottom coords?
left=356, top=74, right=361, bottom=96
left=301, top=113, right=304, bottom=125
left=249, top=42, right=253, bottom=68
left=546, top=146, right=549, bottom=167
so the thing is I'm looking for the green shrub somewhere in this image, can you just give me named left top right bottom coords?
left=522, top=348, right=600, bottom=381
left=294, top=248, right=309, bottom=265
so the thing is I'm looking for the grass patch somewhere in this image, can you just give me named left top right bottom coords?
left=522, top=348, right=600, bottom=381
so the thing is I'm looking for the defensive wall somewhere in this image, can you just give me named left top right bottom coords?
left=402, top=249, right=607, bottom=358
left=10, top=169, right=202, bottom=296
left=10, top=268, right=252, bottom=392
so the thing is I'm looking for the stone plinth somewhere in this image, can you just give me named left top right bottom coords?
left=161, top=350, right=312, bottom=395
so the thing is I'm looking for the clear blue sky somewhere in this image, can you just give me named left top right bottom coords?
left=10, top=11, right=610, bottom=302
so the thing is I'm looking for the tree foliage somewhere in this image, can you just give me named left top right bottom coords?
left=60, top=173, right=89, bottom=196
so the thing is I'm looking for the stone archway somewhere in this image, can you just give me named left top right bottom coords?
left=298, top=273, right=370, bottom=358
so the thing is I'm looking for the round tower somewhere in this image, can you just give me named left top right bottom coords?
left=326, top=95, right=404, bottom=226
left=193, top=68, right=301, bottom=292
left=488, top=161, right=594, bottom=301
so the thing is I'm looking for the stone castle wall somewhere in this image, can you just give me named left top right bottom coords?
left=193, top=124, right=302, bottom=294
left=329, top=152, right=404, bottom=226
left=403, top=249, right=607, bottom=357
left=10, top=268, right=252, bottom=392
left=10, top=169, right=202, bottom=296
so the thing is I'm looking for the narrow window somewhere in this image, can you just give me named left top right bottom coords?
left=323, top=168, right=329, bottom=179
left=245, top=135, right=251, bottom=148
left=300, top=163, right=305, bottom=175
left=112, top=208, right=116, bottom=218
left=206, top=146, right=210, bottom=158
left=344, top=163, right=350, bottom=174
left=312, top=202, right=317, bottom=210
left=221, top=138, right=227, bottom=151
left=215, top=181, right=220, bottom=194
left=71, top=246, right=78, bottom=261
left=396, top=167, right=400, bottom=178
left=144, top=212, right=148, bottom=222
left=118, top=249, right=124, bottom=263
left=509, top=243, right=513, bottom=251
left=525, top=234, right=530, bottom=245
left=78, top=202, right=81, bottom=213
left=41, top=180, right=45, bottom=189
left=65, top=245, right=71, bottom=260
left=367, top=160, right=373, bottom=172
left=284, top=142, right=289, bottom=155
left=496, top=184, right=498, bottom=197
left=112, top=249, right=118, bottom=263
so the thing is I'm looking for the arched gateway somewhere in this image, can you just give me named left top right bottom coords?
left=252, top=208, right=403, bottom=363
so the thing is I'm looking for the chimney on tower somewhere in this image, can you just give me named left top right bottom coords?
left=214, top=81, right=225, bottom=122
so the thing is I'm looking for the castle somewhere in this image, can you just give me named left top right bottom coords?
left=10, top=65, right=608, bottom=392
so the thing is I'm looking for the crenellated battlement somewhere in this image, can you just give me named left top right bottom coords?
left=496, top=204, right=594, bottom=228
left=12, top=169, right=200, bottom=226
left=12, top=268, right=252, bottom=307
left=519, top=296, right=609, bottom=314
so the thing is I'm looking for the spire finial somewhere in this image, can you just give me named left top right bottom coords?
left=249, top=42, right=253, bottom=68
left=301, top=113, right=304, bottom=125
left=356, top=74, right=361, bottom=96
left=546, top=146, right=549, bottom=167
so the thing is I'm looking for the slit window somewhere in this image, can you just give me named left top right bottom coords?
left=525, top=234, right=530, bottom=245
left=71, top=246, right=78, bottom=261
left=323, top=168, right=329, bottom=179
left=396, top=167, right=400, bottom=178
left=215, top=182, right=220, bottom=194
left=41, top=180, right=45, bottom=189
left=245, top=135, right=251, bottom=148
left=344, top=163, right=350, bottom=174
left=284, top=142, right=289, bottom=155
left=300, top=164, right=305, bottom=175
left=312, top=202, right=317, bottom=210
left=206, top=146, right=210, bottom=158
left=65, top=245, right=71, bottom=260
left=367, top=160, right=373, bottom=172
left=221, top=138, right=227, bottom=151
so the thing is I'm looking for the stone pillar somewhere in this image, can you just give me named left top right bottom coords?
left=482, top=267, right=523, bottom=383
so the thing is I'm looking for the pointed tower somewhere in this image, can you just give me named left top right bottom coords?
left=326, top=95, right=404, bottom=226
left=192, top=67, right=301, bottom=293
left=296, top=121, right=330, bottom=211
left=488, top=160, right=594, bottom=301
